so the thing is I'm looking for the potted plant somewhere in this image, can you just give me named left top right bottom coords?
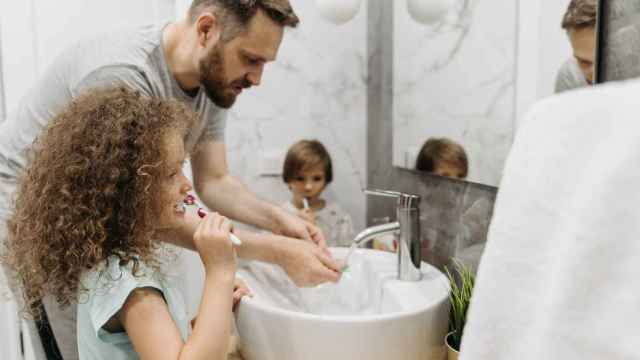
left=445, top=259, right=475, bottom=360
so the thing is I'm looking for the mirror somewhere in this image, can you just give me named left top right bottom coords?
left=392, top=0, right=596, bottom=186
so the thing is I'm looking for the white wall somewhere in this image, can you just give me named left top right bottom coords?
left=516, top=0, right=573, bottom=127
left=175, top=0, right=192, bottom=18
left=0, top=0, right=174, bottom=114
left=0, top=0, right=39, bottom=115
left=0, top=271, right=21, bottom=360
left=537, top=0, right=575, bottom=97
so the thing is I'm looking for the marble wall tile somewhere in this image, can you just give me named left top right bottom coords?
left=225, top=0, right=368, bottom=231
left=367, top=0, right=497, bottom=272
left=392, top=0, right=517, bottom=187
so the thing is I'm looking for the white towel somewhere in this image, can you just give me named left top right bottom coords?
left=460, top=79, right=640, bottom=360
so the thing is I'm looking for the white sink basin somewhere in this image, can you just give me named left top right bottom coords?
left=235, top=248, right=450, bottom=360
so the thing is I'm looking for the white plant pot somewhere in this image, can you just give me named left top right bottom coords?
left=445, top=331, right=460, bottom=360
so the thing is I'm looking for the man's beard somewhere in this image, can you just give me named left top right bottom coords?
left=199, top=45, right=250, bottom=109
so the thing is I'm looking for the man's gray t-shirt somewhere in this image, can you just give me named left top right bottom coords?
left=0, top=24, right=227, bottom=214
left=555, top=57, right=589, bottom=93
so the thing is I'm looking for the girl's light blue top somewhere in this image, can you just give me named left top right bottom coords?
left=77, top=256, right=189, bottom=360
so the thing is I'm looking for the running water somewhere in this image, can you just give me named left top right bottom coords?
left=298, top=252, right=382, bottom=316
left=341, top=241, right=359, bottom=272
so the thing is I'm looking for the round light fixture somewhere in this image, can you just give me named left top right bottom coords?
left=315, top=0, right=362, bottom=25
left=407, top=0, right=454, bottom=25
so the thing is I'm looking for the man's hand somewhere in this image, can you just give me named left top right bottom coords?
left=298, top=208, right=316, bottom=225
left=276, top=237, right=342, bottom=287
left=272, top=207, right=328, bottom=251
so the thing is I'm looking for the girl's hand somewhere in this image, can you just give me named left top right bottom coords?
left=232, top=278, right=252, bottom=312
left=193, top=212, right=236, bottom=274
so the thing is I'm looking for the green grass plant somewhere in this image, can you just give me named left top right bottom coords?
left=445, top=259, right=475, bottom=351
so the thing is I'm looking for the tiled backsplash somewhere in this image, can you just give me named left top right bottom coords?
left=366, top=0, right=497, bottom=272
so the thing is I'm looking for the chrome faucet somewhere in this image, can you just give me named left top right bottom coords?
left=352, top=189, right=422, bottom=281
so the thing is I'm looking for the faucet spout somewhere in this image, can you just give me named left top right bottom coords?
left=341, top=222, right=400, bottom=272
left=353, top=221, right=400, bottom=247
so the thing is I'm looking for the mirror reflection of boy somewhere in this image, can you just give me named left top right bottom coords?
left=415, top=138, right=468, bottom=179
left=281, top=140, right=354, bottom=248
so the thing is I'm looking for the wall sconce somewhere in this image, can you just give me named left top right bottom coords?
left=315, top=0, right=362, bottom=25
left=316, top=0, right=454, bottom=26
left=407, top=0, right=454, bottom=25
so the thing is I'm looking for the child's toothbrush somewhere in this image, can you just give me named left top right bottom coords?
left=184, top=194, right=242, bottom=246
left=302, top=197, right=310, bottom=211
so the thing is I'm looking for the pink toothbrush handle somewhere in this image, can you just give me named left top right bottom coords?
left=195, top=207, right=241, bottom=245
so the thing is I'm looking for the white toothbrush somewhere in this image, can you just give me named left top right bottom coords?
left=184, top=195, right=242, bottom=246
left=302, top=197, right=310, bottom=210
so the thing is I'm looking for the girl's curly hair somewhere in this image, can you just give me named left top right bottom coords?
left=1, top=86, right=196, bottom=318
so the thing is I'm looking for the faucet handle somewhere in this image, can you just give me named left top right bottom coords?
left=364, top=188, right=420, bottom=208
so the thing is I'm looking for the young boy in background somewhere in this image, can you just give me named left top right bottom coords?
left=282, top=140, right=354, bottom=247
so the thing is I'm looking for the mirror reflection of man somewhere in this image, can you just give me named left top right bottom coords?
left=555, top=0, right=597, bottom=93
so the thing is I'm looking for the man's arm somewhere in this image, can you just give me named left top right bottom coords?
left=160, top=198, right=341, bottom=286
left=191, top=140, right=278, bottom=230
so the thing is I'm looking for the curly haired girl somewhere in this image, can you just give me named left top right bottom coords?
left=2, top=87, right=248, bottom=360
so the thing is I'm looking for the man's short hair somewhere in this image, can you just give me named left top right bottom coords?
left=189, top=0, right=299, bottom=42
left=282, top=140, right=333, bottom=184
left=415, top=138, right=468, bottom=178
left=561, top=0, right=597, bottom=30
